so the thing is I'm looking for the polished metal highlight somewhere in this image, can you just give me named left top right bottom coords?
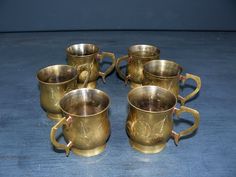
left=67, top=43, right=116, bottom=88
left=50, top=88, right=111, bottom=157
left=126, top=86, right=200, bottom=154
left=116, top=44, right=160, bottom=88
left=143, top=60, right=201, bottom=105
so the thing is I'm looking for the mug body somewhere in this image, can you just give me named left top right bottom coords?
left=60, top=88, right=110, bottom=157
left=143, top=60, right=182, bottom=97
left=126, top=45, right=160, bottom=88
left=37, top=65, right=78, bottom=121
left=126, top=86, right=176, bottom=153
left=67, top=44, right=100, bottom=88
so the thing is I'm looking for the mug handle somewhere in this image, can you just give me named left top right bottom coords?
left=98, top=52, right=116, bottom=82
left=178, top=73, right=202, bottom=105
left=115, top=55, right=131, bottom=84
left=77, top=63, right=92, bottom=88
left=50, top=116, right=73, bottom=156
left=171, top=106, right=200, bottom=145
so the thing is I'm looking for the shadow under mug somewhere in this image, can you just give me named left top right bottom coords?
left=126, top=86, right=200, bottom=154
left=67, top=43, right=116, bottom=88
left=37, top=64, right=89, bottom=121
left=116, top=44, right=160, bottom=88
left=50, top=88, right=110, bottom=157
left=142, top=60, right=201, bottom=105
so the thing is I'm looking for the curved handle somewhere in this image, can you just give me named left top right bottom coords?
left=50, top=117, right=73, bottom=156
left=178, top=73, right=202, bottom=105
left=98, top=52, right=116, bottom=82
left=171, top=106, right=200, bottom=145
left=77, top=63, right=92, bottom=88
left=115, top=55, right=130, bottom=84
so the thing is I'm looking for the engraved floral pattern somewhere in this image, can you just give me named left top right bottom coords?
left=127, top=114, right=168, bottom=141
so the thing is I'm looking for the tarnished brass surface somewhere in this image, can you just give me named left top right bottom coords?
left=37, top=65, right=79, bottom=121
left=50, top=88, right=110, bottom=157
left=143, top=60, right=201, bottom=105
left=126, top=86, right=200, bottom=154
left=67, top=43, right=116, bottom=88
left=116, top=44, right=160, bottom=88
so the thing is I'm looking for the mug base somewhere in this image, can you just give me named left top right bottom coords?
left=71, top=144, right=106, bottom=157
left=129, top=140, right=166, bottom=154
left=130, top=82, right=142, bottom=89
left=78, top=81, right=96, bottom=89
left=47, top=113, right=63, bottom=121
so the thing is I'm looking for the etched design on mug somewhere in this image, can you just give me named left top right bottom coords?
left=78, top=121, right=91, bottom=147
left=127, top=115, right=168, bottom=142
left=152, top=115, right=168, bottom=142
left=131, top=119, right=151, bottom=138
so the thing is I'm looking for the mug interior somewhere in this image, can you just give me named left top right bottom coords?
left=128, top=86, right=176, bottom=112
left=144, top=60, right=182, bottom=77
left=60, top=89, right=109, bottom=116
left=67, top=44, right=99, bottom=56
left=37, top=65, right=77, bottom=84
left=128, top=44, right=160, bottom=57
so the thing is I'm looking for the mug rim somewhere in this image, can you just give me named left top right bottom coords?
left=66, top=43, right=99, bottom=58
left=128, top=44, right=160, bottom=57
left=60, top=88, right=110, bottom=118
left=143, top=59, right=183, bottom=79
left=37, top=64, right=78, bottom=85
left=127, top=85, right=177, bottom=114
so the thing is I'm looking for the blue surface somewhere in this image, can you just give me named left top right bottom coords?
left=0, top=31, right=236, bottom=177
left=1, top=0, right=236, bottom=32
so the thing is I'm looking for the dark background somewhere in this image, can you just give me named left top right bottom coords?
left=0, top=0, right=236, bottom=32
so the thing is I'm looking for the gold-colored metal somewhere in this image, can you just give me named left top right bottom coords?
left=37, top=65, right=89, bottom=121
left=50, top=117, right=73, bottom=156
left=50, top=88, right=110, bottom=157
left=116, top=44, right=160, bottom=88
left=143, top=60, right=201, bottom=105
left=126, top=86, right=200, bottom=154
left=67, top=43, right=116, bottom=88
left=37, top=65, right=77, bottom=121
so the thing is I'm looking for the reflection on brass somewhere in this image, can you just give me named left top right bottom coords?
left=116, top=44, right=160, bottom=88
left=37, top=65, right=79, bottom=121
left=143, top=60, right=201, bottom=105
left=126, top=86, right=200, bottom=154
left=67, top=43, right=116, bottom=88
left=50, top=88, right=110, bottom=157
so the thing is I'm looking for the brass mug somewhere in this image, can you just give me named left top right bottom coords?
left=37, top=65, right=89, bottom=121
left=143, top=60, right=201, bottom=105
left=50, top=88, right=110, bottom=157
left=116, top=44, right=160, bottom=88
left=67, top=43, right=116, bottom=88
left=126, top=86, right=200, bottom=154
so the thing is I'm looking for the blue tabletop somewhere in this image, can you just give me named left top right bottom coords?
left=0, top=31, right=235, bottom=177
